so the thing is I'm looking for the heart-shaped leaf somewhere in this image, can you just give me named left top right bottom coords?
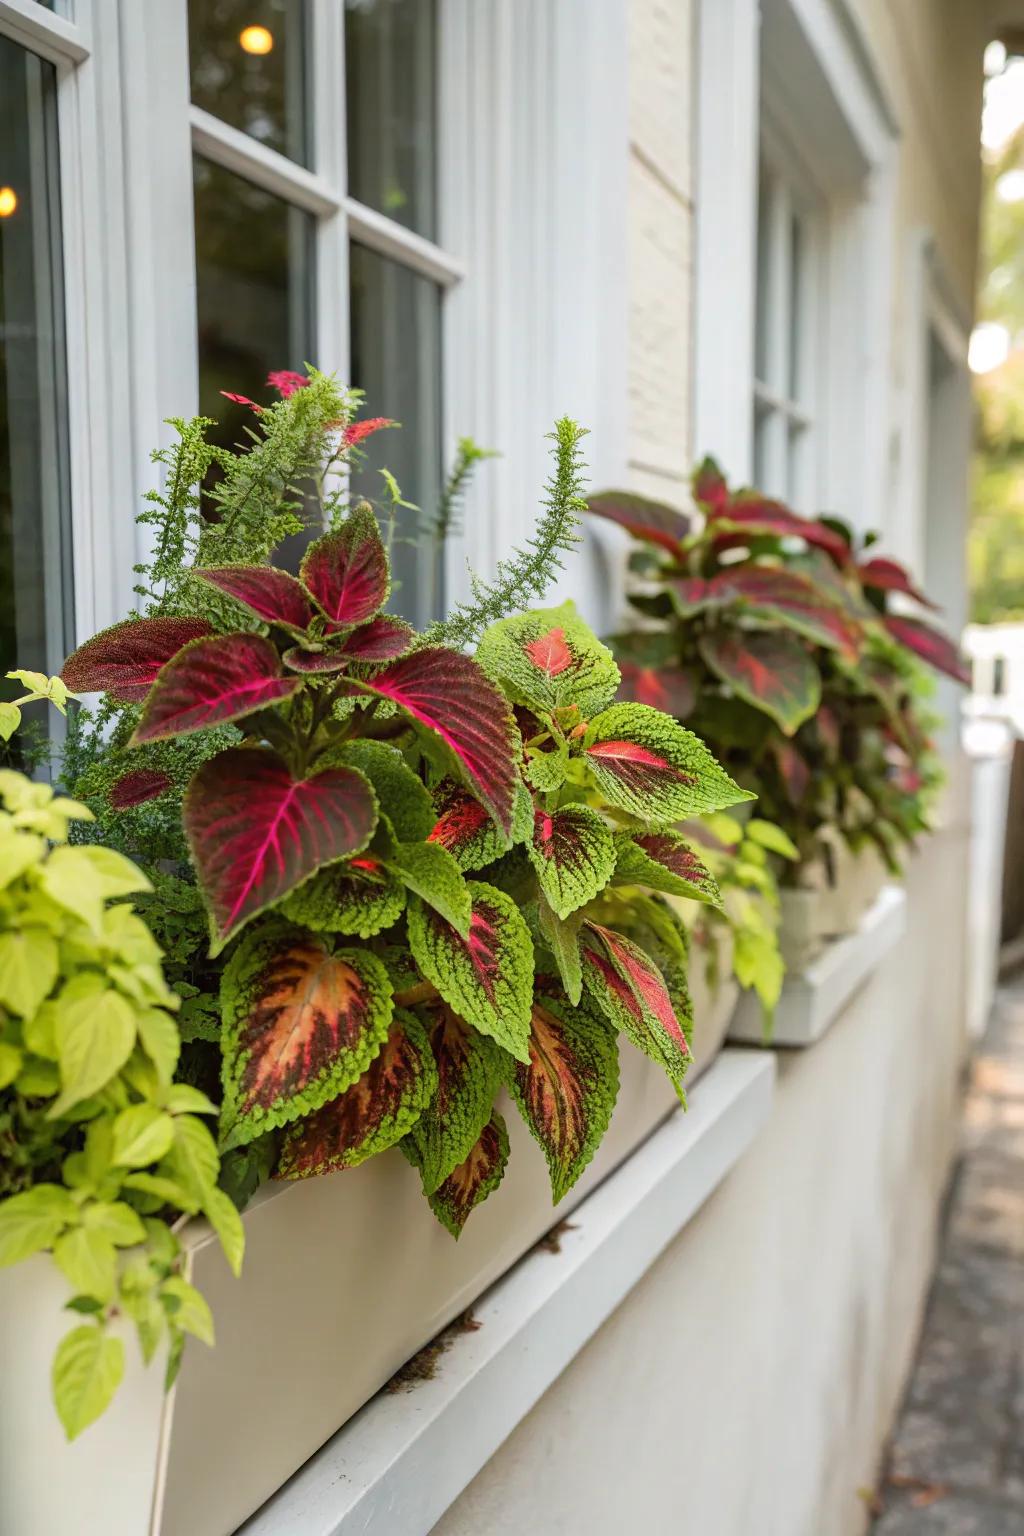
left=354, top=647, right=519, bottom=836
left=581, top=922, right=691, bottom=1097
left=586, top=491, right=690, bottom=557
left=583, top=702, right=752, bottom=824
left=220, top=927, right=393, bottom=1143
left=508, top=987, right=619, bottom=1202
left=699, top=629, right=821, bottom=735
left=476, top=601, right=621, bottom=718
left=338, top=616, right=415, bottom=663
left=62, top=617, right=214, bottom=703
left=184, top=748, right=378, bottom=949
left=108, top=769, right=172, bottom=809
left=194, top=566, right=314, bottom=629
left=131, top=633, right=302, bottom=745
left=884, top=615, right=970, bottom=684
left=423, top=1111, right=509, bottom=1238
left=300, top=503, right=388, bottom=625
left=277, top=1012, right=436, bottom=1177
left=402, top=1002, right=507, bottom=1194
left=527, top=805, right=616, bottom=919
left=613, top=831, right=722, bottom=908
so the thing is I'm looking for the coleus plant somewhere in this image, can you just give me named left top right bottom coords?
left=59, top=408, right=751, bottom=1242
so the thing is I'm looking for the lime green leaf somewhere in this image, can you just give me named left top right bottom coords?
left=0, top=1184, right=77, bottom=1265
left=384, top=840, right=472, bottom=935
left=36, top=846, right=106, bottom=933
left=745, top=819, right=800, bottom=860
left=82, top=1201, right=147, bottom=1247
left=161, top=1276, right=214, bottom=1346
left=0, top=823, right=45, bottom=887
left=135, top=1007, right=181, bottom=1086
left=122, top=1172, right=198, bottom=1213
left=203, top=1186, right=245, bottom=1278
left=74, top=845, right=152, bottom=900
left=111, top=1105, right=175, bottom=1168
left=0, top=701, right=21, bottom=741
left=166, top=1084, right=218, bottom=1117
left=49, top=987, right=137, bottom=1119
left=53, top=1227, right=117, bottom=1303
left=52, top=1326, right=124, bottom=1440
left=0, top=928, right=58, bottom=1016
left=0, top=1041, right=23, bottom=1089
left=166, top=1115, right=219, bottom=1204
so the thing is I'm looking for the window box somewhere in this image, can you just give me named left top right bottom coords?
left=778, top=840, right=890, bottom=974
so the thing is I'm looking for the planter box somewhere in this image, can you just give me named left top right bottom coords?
left=686, top=927, right=738, bottom=1080
left=779, top=841, right=889, bottom=973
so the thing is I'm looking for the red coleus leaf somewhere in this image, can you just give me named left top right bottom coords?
left=427, top=782, right=513, bottom=873
left=130, top=633, right=302, bottom=744
left=586, top=490, right=690, bottom=557
left=426, top=1111, right=510, bottom=1238
left=281, top=647, right=351, bottom=675
left=581, top=923, right=690, bottom=1096
left=614, top=831, right=722, bottom=907
left=195, top=565, right=314, bottom=629
left=691, top=456, right=729, bottom=516
left=300, top=504, right=388, bottom=626
left=698, top=628, right=821, bottom=736
left=342, top=416, right=395, bottom=447
left=276, top=1013, right=436, bottom=1177
left=858, top=556, right=938, bottom=610
left=108, top=768, right=172, bottom=809
left=884, top=615, right=970, bottom=685
left=219, top=928, right=392, bottom=1144
left=527, top=805, right=617, bottom=920
left=337, top=615, right=414, bottom=663
left=708, top=498, right=851, bottom=566
left=509, top=986, right=619, bottom=1203
left=403, top=1002, right=507, bottom=1194
left=617, top=661, right=696, bottom=718
left=184, top=747, right=378, bottom=950
left=61, top=616, right=214, bottom=703
left=266, top=369, right=308, bottom=397
left=721, top=567, right=862, bottom=659
left=354, top=647, right=518, bottom=836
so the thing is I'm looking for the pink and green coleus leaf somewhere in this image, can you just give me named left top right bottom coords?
left=351, top=647, right=519, bottom=836
left=184, top=748, right=378, bottom=951
left=706, top=496, right=852, bottom=566
left=723, top=567, right=862, bottom=659
left=698, top=628, right=821, bottom=736
left=281, top=647, right=352, bottom=675
left=475, top=601, right=620, bottom=718
left=582, top=702, right=752, bottom=824
left=612, top=831, right=722, bottom=909
left=424, top=1111, right=510, bottom=1238
left=585, top=490, right=690, bottom=557
left=280, top=857, right=405, bottom=938
left=300, top=503, right=389, bottom=625
left=581, top=923, right=690, bottom=1098
left=219, top=926, right=393, bottom=1147
left=61, top=616, right=214, bottom=703
left=883, top=615, right=970, bottom=685
left=426, top=779, right=532, bottom=872
left=608, top=631, right=697, bottom=717
left=276, top=1012, right=437, bottom=1178
left=108, top=768, right=172, bottom=809
left=130, top=633, right=301, bottom=745
left=527, top=805, right=616, bottom=920
left=508, top=986, right=619, bottom=1204
left=403, top=1002, right=507, bottom=1195
left=857, top=556, right=937, bottom=609
left=406, top=880, right=534, bottom=1061
left=691, top=456, right=729, bottom=516
left=194, top=565, right=314, bottom=630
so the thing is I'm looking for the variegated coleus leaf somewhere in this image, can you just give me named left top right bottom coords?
left=276, top=1012, right=437, bottom=1178
left=130, top=633, right=302, bottom=745
left=475, top=601, right=621, bottom=719
left=427, top=779, right=534, bottom=872
left=585, top=490, right=691, bottom=557
left=219, top=925, right=393, bottom=1147
left=300, top=502, right=389, bottom=626
left=608, top=632, right=697, bottom=718
left=406, top=881, right=534, bottom=1061
left=61, top=616, right=214, bottom=703
left=582, top=702, right=752, bottom=825
left=691, top=456, right=729, bottom=516
left=194, top=565, right=314, bottom=630
left=351, top=647, right=519, bottom=836
left=612, top=831, right=722, bottom=909
left=883, top=615, right=970, bottom=685
left=508, top=985, right=619, bottom=1203
left=857, top=556, right=937, bottom=609
left=772, top=738, right=811, bottom=803
left=402, top=1002, right=508, bottom=1194
left=425, top=1111, right=510, bottom=1238
left=698, top=628, right=821, bottom=736
left=705, top=495, right=852, bottom=567
left=280, top=856, right=406, bottom=938
left=527, top=805, right=616, bottom=920
left=581, top=922, right=691, bottom=1098
left=722, top=567, right=862, bottom=659
left=183, top=748, right=378, bottom=951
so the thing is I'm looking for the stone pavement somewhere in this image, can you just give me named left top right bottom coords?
left=871, top=976, right=1024, bottom=1534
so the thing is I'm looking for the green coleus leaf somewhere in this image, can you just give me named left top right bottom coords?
left=582, top=702, right=752, bottom=825
left=111, top=1105, right=175, bottom=1168
left=698, top=629, right=821, bottom=736
left=524, top=735, right=569, bottom=792
left=49, top=981, right=138, bottom=1119
left=203, top=1187, right=245, bottom=1278
left=537, top=896, right=584, bottom=1006
left=612, top=832, right=722, bottom=909
left=280, top=857, right=406, bottom=938
left=745, top=819, right=799, bottom=860
left=220, top=925, right=393, bottom=1147
left=0, top=927, right=58, bottom=1016
left=508, top=986, right=619, bottom=1203
left=135, top=1007, right=181, bottom=1086
left=52, top=1325, right=124, bottom=1441
left=402, top=1002, right=508, bottom=1195
left=406, top=882, right=533, bottom=1062
left=427, top=779, right=533, bottom=873
left=161, top=1275, right=215, bottom=1346
left=527, top=805, right=616, bottom=920
left=82, top=1200, right=146, bottom=1247
left=581, top=922, right=691, bottom=1098
left=476, top=601, right=620, bottom=717
left=424, top=1111, right=510, bottom=1238
left=383, top=840, right=472, bottom=935
left=53, top=1227, right=118, bottom=1304
left=277, top=1012, right=437, bottom=1177
left=165, top=1115, right=220, bottom=1205
left=0, top=1183, right=77, bottom=1266
left=338, top=739, right=435, bottom=843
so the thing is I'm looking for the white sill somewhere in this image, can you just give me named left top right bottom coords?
left=237, top=1049, right=776, bottom=1536
left=728, top=883, right=908, bottom=1048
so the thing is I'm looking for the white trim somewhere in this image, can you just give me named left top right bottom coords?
left=190, top=106, right=343, bottom=217
left=346, top=198, right=465, bottom=288
left=0, top=0, right=89, bottom=64
left=236, top=1050, right=776, bottom=1536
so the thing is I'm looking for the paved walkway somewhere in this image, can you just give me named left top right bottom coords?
left=871, top=976, right=1024, bottom=1534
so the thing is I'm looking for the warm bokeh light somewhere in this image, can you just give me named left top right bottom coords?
left=970, top=321, right=1011, bottom=375
left=239, top=24, right=274, bottom=56
left=0, top=187, right=18, bottom=219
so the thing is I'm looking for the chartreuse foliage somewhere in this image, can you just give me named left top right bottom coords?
left=0, top=772, right=240, bottom=1439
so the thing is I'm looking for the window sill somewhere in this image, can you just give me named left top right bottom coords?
left=728, top=883, right=908, bottom=1048
left=237, top=1049, right=776, bottom=1536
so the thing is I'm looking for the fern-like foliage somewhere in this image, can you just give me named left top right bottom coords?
left=423, top=417, right=587, bottom=651
left=433, top=437, right=496, bottom=544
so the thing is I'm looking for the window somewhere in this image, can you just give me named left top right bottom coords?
left=0, top=29, right=71, bottom=757
left=188, top=0, right=455, bottom=624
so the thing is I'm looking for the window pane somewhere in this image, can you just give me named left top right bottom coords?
left=349, top=243, right=442, bottom=625
left=189, top=0, right=310, bottom=166
left=193, top=155, right=314, bottom=492
left=0, top=37, right=71, bottom=760
left=346, top=0, right=437, bottom=240
left=788, top=213, right=805, bottom=404
left=754, top=165, right=771, bottom=386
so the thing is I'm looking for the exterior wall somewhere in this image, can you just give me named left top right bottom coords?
left=434, top=832, right=969, bottom=1536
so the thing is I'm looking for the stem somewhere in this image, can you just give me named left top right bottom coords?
left=393, top=980, right=439, bottom=1008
